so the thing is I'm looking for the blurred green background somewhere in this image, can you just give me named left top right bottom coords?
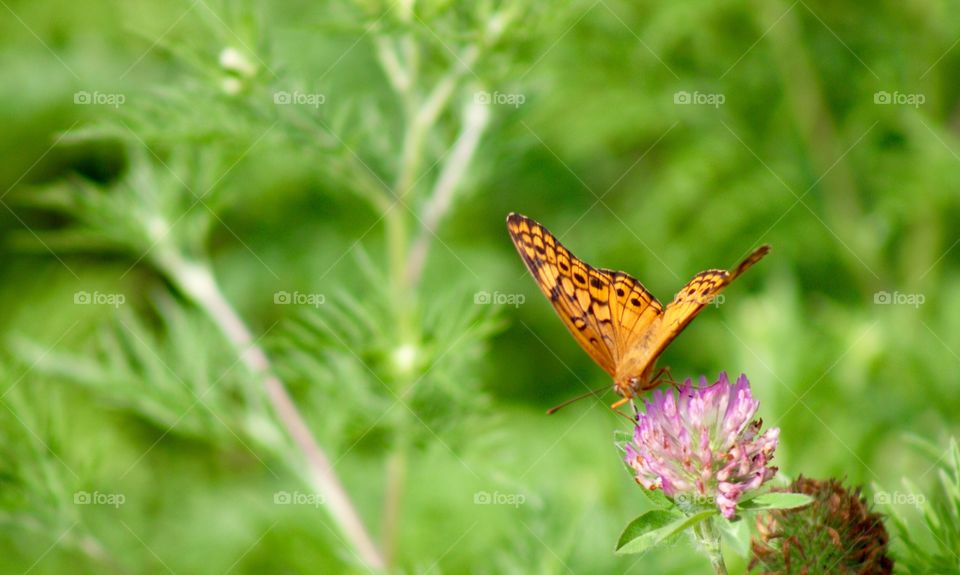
left=1, top=0, right=958, bottom=573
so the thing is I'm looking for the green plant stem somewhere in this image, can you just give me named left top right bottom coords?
left=407, top=96, right=490, bottom=288
left=380, top=438, right=408, bottom=566
left=375, top=30, right=487, bottom=567
left=693, top=518, right=728, bottom=575
left=155, top=249, right=386, bottom=571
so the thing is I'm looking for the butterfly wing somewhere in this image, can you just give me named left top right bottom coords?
left=605, top=268, right=664, bottom=370
left=508, top=213, right=768, bottom=400
left=633, top=245, right=771, bottom=375
left=507, top=213, right=663, bottom=377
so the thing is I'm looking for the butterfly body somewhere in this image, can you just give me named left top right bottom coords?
left=506, top=213, right=769, bottom=407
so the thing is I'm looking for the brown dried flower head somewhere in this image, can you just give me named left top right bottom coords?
left=749, top=476, right=893, bottom=574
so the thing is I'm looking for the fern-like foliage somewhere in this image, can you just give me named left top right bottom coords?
left=881, top=437, right=960, bottom=574
left=272, top=248, right=503, bottom=454
left=11, top=295, right=283, bottom=453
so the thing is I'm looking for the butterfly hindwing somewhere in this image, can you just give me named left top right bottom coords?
left=607, top=269, right=663, bottom=354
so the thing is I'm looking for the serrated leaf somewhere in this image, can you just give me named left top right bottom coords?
left=615, top=509, right=716, bottom=555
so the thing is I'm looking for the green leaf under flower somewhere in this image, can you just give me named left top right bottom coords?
left=737, top=492, right=813, bottom=512
left=615, top=509, right=717, bottom=555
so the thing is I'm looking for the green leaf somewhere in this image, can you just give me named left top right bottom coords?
left=615, top=509, right=717, bottom=555
left=637, top=485, right=672, bottom=508
left=738, top=492, right=813, bottom=512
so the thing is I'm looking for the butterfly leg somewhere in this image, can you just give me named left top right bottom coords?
left=648, top=366, right=678, bottom=389
left=657, top=367, right=696, bottom=398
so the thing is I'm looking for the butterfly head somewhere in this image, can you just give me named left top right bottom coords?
left=610, top=377, right=638, bottom=409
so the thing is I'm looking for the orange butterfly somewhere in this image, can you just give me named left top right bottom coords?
left=506, top=213, right=769, bottom=410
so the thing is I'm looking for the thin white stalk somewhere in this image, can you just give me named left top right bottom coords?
left=407, top=96, right=490, bottom=287
left=375, top=37, right=410, bottom=94
left=157, top=250, right=386, bottom=571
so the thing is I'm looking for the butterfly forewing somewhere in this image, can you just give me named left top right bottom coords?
left=640, top=246, right=771, bottom=373
left=507, top=213, right=651, bottom=376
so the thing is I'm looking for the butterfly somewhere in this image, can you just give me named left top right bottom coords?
left=506, top=213, right=769, bottom=410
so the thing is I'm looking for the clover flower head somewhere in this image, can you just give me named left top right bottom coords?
left=624, top=372, right=779, bottom=518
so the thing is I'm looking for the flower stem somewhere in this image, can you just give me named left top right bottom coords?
left=693, top=518, right=728, bottom=575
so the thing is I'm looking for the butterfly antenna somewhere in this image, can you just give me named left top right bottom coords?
left=546, top=384, right=610, bottom=415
